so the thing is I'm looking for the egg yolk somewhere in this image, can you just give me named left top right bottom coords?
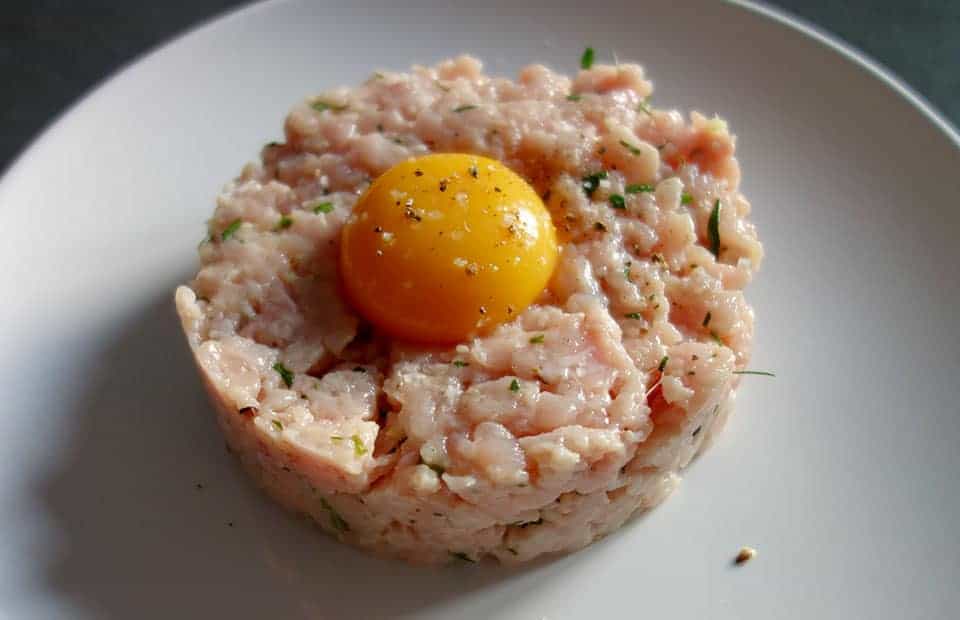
left=339, top=153, right=558, bottom=344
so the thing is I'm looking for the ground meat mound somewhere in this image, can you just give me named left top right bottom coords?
left=175, top=55, right=763, bottom=564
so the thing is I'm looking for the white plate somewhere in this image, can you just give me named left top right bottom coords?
left=1, top=1, right=958, bottom=617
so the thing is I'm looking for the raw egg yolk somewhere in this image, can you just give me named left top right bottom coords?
left=339, top=153, right=558, bottom=344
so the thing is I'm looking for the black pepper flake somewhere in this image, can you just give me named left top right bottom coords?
left=439, top=179, right=448, bottom=192
left=478, top=306, right=487, bottom=315
left=692, top=426, right=702, bottom=437
left=703, top=311, right=712, bottom=327
left=373, top=226, right=383, bottom=233
left=468, top=164, right=479, bottom=178
left=594, top=221, right=607, bottom=232
left=404, top=207, right=422, bottom=221
left=414, top=168, right=423, bottom=176
left=494, top=186, right=502, bottom=193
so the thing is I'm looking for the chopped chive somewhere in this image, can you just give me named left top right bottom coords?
left=221, top=219, right=242, bottom=241
left=351, top=434, right=367, bottom=457
left=619, top=139, right=642, bottom=156
left=624, top=312, right=642, bottom=319
left=658, top=356, right=669, bottom=372
left=625, top=183, right=654, bottom=194
left=453, top=104, right=477, bottom=113
left=580, top=47, right=595, bottom=69
left=581, top=171, right=608, bottom=197
left=330, top=435, right=344, bottom=442
left=702, top=311, right=712, bottom=327
left=529, top=334, right=545, bottom=344
left=708, top=199, right=721, bottom=258
left=274, top=214, right=293, bottom=231
left=609, top=194, right=626, bottom=209
left=271, top=420, right=283, bottom=432
left=710, top=330, right=724, bottom=346
left=452, top=360, right=469, bottom=368
left=320, top=498, right=350, bottom=532
left=312, top=201, right=334, bottom=214
left=509, top=379, right=520, bottom=393
left=272, top=362, right=294, bottom=388
left=311, top=100, right=348, bottom=113
left=637, top=98, right=652, bottom=115
left=733, top=370, right=776, bottom=377
left=566, top=93, right=582, bottom=101
left=681, top=192, right=694, bottom=205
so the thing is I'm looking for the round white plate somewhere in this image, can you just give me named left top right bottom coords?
left=2, top=1, right=958, bottom=618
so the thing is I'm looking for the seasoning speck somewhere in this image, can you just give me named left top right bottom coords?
left=453, top=104, right=478, bottom=113
left=221, top=219, right=242, bottom=241
left=734, top=547, right=756, bottom=565
left=529, top=334, right=545, bottom=344
left=312, top=201, right=334, bottom=214
left=625, top=183, right=654, bottom=194
left=566, top=93, right=582, bottom=101
left=580, top=47, right=595, bottom=69
left=509, top=379, right=520, bottom=393
left=609, top=194, right=626, bottom=209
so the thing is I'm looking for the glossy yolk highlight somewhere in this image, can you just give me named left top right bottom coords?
left=339, top=153, right=558, bottom=344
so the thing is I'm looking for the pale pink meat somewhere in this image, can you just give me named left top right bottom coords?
left=175, top=55, right=763, bottom=564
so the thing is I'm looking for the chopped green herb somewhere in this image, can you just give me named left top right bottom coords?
left=609, top=194, right=626, bottom=209
left=272, top=362, right=294, bottom=388
left=580, top=47, right=595, bottom=70
left=624, top=312, right=642, bottom=319
left=710, top=330, right=724, bottom=346
left=733, top=370, right=776, bottom=377
left=619, top=139, right=642, bottom=156
left=566, top=93, right=582, bottom=101
left=312, top=201, right=334, bottom=214
left=708, top=199, right=721, bottom=258
left=351, top=434, right=367, bottom=457
left=529, top=334, right=545, bottom=344
left=330, top=435, right=344, bottom=443
left=702, top=311, right=712, bottom=327
left=311, top=100, right=348, bottom=113
left=509, top=379, right=520, bottom=393
left=625, top=183, right=654, bottom=194
left=658, top=356, right=669, bottom=372
left=424, top=460, right=445, bottom=475
left=221, top=219, right=242, bottom=241
left=271, top=420, right=284, bottom=432
left=623, top=262, right=632, bottom=280
left=637, top=98, right=652, bottom=115
left=274, top=214, right=293, bottom=231
left=452, top=360, right=469, bottom=368
left=581, top=171, right=608, bottom=197
left=450, top=551, right=475, bottom=563
left=453, top=104, right=478, bottom=113
left=681, top=192, right=694, bottom=205
left=320, top=498, right=350, bottom=532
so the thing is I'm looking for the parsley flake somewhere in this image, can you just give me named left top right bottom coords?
left=624, top=312, right=642, bottom=319
left=453, top=104, right=478, bottom=113
left=351, top=434, right=367, bottom=457
left=637, top=98, right=652, bottom=115
left=566, top=93, right=582, bottom=101
left=580, top=47, right=595, bottom=70
left=272, top=362, right=294, bottom=387
left=509, top=379, right=520, bottom=393
left=453, top=360, right=469, bottom=368
left=626, top=183, right=654, bottom=194
left=681, top=192, right=694, bottom=205
left=581, top=171, right=607, bottom=197
left=320, top=498, right=350, bottom=532
left=619, top=139, right=642, bottom=156
left=609, top=194, right=626, bottom=209
left=274, top=214, right=293, bottom=231
left=271, top=420, right=284, bottom=432
left=221, top=219, right=242, bottom=241
left=311, top=100, right=348, bottom=113
left=529, top=334, right=545, bottom=344
left=708, top=199, right=721, bottom=258
left=312, top=201, right=334, bottom=214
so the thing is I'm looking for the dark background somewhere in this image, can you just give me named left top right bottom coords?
left=2, top=1, right=958, bottom=172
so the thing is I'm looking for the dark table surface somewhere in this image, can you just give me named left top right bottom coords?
left=2, top=1, right=958, bottom=172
